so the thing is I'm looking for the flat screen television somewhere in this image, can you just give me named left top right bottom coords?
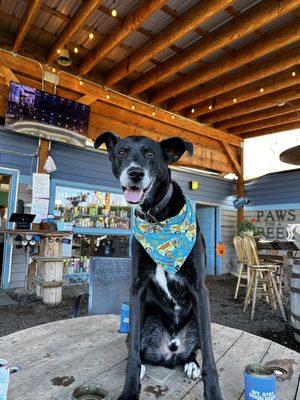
left=5, top=81, right=90, bottom=146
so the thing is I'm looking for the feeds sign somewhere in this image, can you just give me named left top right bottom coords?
left=254, top=209, right=299, bottom=240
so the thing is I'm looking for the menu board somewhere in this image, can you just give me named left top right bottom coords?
left=54, top=185, right=131, bottom=230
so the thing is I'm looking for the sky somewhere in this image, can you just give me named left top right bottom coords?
left=244, top=129, right=300, bottom=180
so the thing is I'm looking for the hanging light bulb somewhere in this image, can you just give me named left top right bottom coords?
left=191, top=108, right=195, bottom=113
left=79, top=78, right=83, bottom=86
left=131, top=104, right=136, bottom=110
left=89, top=32, right=94, bottom=39
left=106, top=93, right=110, bottom=99
left=57, top=49, right=61, bottom=54
left=52, top=67, right=56, bottom=73
left=292, top=71, right=296, bottom=77
left=208, top=105, right=213, bottom=110
left=259, top=87, right=264, bottom=93
left=111, top=0, right=117, bottom=17
left=74, top=47, right=79, bottom=54
left=233, top=98, right=237, bottom=103
left=152, top=110, right=156, bottom=116
left=171, top=115, right=175, bottom=119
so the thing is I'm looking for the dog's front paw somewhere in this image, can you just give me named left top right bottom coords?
left=117, top=393, right=139, bottom=400
left=184, top=362, right=201, bottom=380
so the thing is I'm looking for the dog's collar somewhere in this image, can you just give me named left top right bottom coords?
left=134, top=183, right=173, bottom=224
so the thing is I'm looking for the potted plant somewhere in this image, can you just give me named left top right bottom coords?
left=238, top=218, right=260, bottom=237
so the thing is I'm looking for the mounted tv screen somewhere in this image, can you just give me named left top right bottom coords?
left=5, top=82, right=90, bottom=146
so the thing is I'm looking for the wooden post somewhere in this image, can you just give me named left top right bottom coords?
left=237, top=144, right=244, bottom=226
left=38, top=138, right=50, bottom=173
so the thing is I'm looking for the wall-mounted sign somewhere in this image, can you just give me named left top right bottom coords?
left=251, top=209, right=299, bottom=240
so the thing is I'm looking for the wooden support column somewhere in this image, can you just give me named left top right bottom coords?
left=237, top=145, right=244, bottom=226
left=38, top=139, right=50, bottom=173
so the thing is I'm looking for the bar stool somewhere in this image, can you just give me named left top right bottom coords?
left=242, top=235, right=287, bottom=321
left=233, top=235, right=249, bottom=299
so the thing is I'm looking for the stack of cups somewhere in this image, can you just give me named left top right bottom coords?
left=0, top=359, right=9, bottom=400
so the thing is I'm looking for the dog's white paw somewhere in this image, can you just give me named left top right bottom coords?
left=140, top=364, right=146, bottom=381
left=184, top=362, right=201, bottom=380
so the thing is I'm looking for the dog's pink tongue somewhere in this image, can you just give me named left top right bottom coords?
left=124, top=187, right=143, bottom=203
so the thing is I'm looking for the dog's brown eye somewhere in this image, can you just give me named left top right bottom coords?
left=145, top=150, right=154, bottom=158
left=118, top=149, right=126, bottom=156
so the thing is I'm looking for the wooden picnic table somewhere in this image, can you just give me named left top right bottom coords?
left=0, top=315, right=299, bottom=400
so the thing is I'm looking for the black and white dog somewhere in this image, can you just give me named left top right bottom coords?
left=94, top=132, right=222, bottom=400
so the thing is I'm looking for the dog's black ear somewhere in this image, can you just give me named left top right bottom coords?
left=160, top=137, right=193, bottom=163
left=94, top=132, right=120, bottom=160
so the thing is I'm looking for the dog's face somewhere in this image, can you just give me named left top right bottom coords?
left=94, top=133, right=193, bottom=204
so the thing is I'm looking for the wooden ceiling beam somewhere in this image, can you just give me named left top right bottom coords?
left=229, top=111, right=300, bottom=135
left=201, top=84, right=300, bottom=124
left=47, top=0, right=102, bottom=63
left=0, top=66, right=20, bottom=86
left=191, top=67, right=300, bottom=117
left=104, top=0, right=234, bottom=86
left=78, top=0, right=170, bottom=76
left=215, top=98, right=300, bottom=130
left=221, top=142, right=242, bottom=177
left=13, top=0, right=42, bottom=52
left=169, top=46, right=300, bottom=112
left=243, top=121, right=300, bottom=139
left=148, top=19, right=300, bottom=105
left=128, top=0, right=300, bottom=96
left=0, top=48, right=242, bottom=148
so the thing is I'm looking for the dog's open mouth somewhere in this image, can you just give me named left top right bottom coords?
left=122, top=184, right=152, bottom=204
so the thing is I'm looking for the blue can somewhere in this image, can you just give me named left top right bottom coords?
left=119, top=302, right=129, bottom=333
left=244, top=364, right=276, bottom=400
left=0, top=359, right=10, bottom=400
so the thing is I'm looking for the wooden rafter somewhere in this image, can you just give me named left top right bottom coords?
left=243, top=121, right=300, bottom=139
left=47, top=0, right=102, bottom=64
left=230, top=111, right=300, bottom=135
left=77, top=94, right=99, bottom=105
left=222, top=142, right=242, bottom=177
left=78, top=0, right=170, bottom=76
left=128, top=0, right=300, bottom=96
left=169, top=46, right=300, bottom=112
left=215, top=98, right=300, bottom=130
left=103, top=0, right=234, bottom=86
left=0, top=48, right=242, bottom=148
left=148, top=20, right=300, bottom=105
left=191, top=67, right=300, bottom=117
left=0, top=65, right=20, bottom=86
left=13, top=0, right=41, bottom=52
left=200, top=84, right=300, bottom=125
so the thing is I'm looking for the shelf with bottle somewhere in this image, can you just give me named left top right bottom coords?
left=63, top=256, right=89, bottom=276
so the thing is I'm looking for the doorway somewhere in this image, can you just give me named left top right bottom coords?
left=0, top=168, right=19, bottom=288
left=196, top=205, right=217, bottom=275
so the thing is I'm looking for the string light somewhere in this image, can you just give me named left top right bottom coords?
left=52, top=67, right=56, bottom=73
left=74, top=47, right=79, bottom=53
left=191, top=108, right=195, bottom=113
left=106, top=93, right=110, bottom=99
left=259, top=87, right=264, bottom=93
left=233, top=98, right=237, bottom=103
left=171, top=115, right=175, bottom=119
left=57, top=49, right=61, bottom=54
left=79, top=78, right=83, bottom=86
left=111, top=1, right=117, bottom=17
left=208, top=105, right=213, bottom=110
left=152, top=110, right=156, bottom=116
left=131, top=104, right=136, bottom=110
left=292, top=71, right=296, bottom=77
left=89, top=32, right=94, bottom=39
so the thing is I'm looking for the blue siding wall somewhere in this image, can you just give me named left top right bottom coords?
left=51, top=142, right=236, bottom=207
left=0, top=128, right=38, bottom=176
left=245, top=169, right=300, bottom=207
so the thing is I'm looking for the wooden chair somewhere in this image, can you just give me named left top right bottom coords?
left=242, top=235, right=286, bottom=321
left=233, top=235, right=249, bottom=299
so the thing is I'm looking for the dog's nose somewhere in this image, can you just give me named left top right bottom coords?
left=127, top=167, right=145, bottom=182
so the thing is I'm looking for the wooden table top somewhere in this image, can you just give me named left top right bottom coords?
left=0, top=315, right=299, bottom=400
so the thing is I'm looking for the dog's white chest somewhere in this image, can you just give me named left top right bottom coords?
left=154, top=264, right=179, bottom=309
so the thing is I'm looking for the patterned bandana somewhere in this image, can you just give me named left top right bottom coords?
left=133, top=197, right=196, bottom=275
